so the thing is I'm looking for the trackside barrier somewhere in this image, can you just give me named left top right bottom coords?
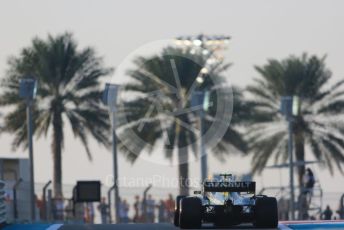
left=339, top=193, right=344, bottom=219
left=259, top=183, right=323, bottom=220
left=0, top=180, right=6, bottom=224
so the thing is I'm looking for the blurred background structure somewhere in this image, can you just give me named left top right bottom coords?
left=0, top=173, right=341, bottom=224
left=0, top=0, right=344, bottom=226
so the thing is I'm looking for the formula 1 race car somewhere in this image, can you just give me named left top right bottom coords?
left=174, top=174, right=278, bottom=229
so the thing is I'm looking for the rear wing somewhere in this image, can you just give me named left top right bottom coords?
left=203, top=181, right=256, bottom=193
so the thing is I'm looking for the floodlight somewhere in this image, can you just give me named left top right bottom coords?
left=203, top=91, right=210, bottom=112
left=19, top=78, right=37, bottom=101
left=102, top=83, right=120, bottom=112
left=191, top=90, right=210, bottom=112
left=280, top=96, right=293, bottom=118
left=280, top=96, right=300, bottom=119
left=292, top=96, right=300, bottom=116
left=191, top=91, right=205, bottom=108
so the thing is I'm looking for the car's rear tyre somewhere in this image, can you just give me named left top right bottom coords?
left=254, top=196, right=278, bottom=228
left=179, top=197, right=202, bottom=229
left=174, top=195, right=186, bottom=227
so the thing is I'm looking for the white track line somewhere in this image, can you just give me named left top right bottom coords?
left=278, top=223, right=293, bottom=230
left=46, top=224, right=63, bottom=230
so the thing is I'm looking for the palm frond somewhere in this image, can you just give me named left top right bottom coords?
left=247, top=53, right=344, bottom=176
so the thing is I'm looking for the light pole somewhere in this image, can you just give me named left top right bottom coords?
left=102, top=83, right=120, bottom=223
left=191, top=91, right=210, bottom=182
left=280, top=96, right=300, bottom=220
left=19, top=78, right=37, bottom=222
left=176, top=34, right=229, bottom=183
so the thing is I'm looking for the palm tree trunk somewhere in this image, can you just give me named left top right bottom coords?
left=52, top=107, right=63, bottom=197
left=178, top=134, right=189, bottom=196
left=177, top=109, right=189, bottom=196
left=176, top=96, right=190, bottom=196
left=294, top=130, right=305, bottom=189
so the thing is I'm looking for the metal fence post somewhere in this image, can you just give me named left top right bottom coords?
left=47, top=189, right=52, bottom=221
left=0, top=180, right=6, bottom=224
left=142, top=184, right=152, bottom=223
left=42, top=180, right=51, bottom=221
left=340, top=194, right=344, bottom=219
left=12, top=178, right=23, bottom=220
left=107, top=185, right=115, bottom=223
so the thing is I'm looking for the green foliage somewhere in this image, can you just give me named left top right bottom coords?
left=0, top=32, right=112, bottom=166
left=247, top=54, right=344, bottom=176
left=0, top=32, right=113, bottom=195
left=117, top=46, right=249, bottom=163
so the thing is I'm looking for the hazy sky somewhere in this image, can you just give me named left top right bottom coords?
left=0, top=0, right=344, bottom=204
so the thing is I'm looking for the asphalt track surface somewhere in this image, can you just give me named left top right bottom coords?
left=59, top=223, right=275, bottom=230
left=5, top=221, right=344, bottom=229
left=3, top=223, right=279, bottom=230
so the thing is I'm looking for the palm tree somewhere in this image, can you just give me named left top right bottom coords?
left=117, top=47, right=249, bottom=195
left=0, top=33, right=112, bottom=196
left=247, top=54, right=344, bottom=187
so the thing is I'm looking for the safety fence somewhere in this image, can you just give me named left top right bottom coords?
left=3, top=180, right=181, bottom=224
left=2, top=179, right=343, bottom=224
left=259, top=183, right=344, bottom=221
left=0, top=180, right=6, bottom=224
